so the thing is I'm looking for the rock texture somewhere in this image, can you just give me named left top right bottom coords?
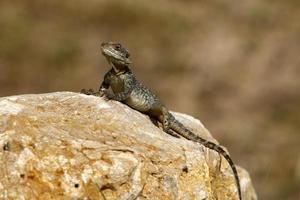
left=0, top=92, right=257, bottom=200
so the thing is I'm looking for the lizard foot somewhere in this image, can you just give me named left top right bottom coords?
left=81, top=89, right=105, bottom=98
left=81, top=88, right=95, bottom=95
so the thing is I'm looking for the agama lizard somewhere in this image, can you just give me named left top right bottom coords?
left=81, top=42, right=242, bottom=200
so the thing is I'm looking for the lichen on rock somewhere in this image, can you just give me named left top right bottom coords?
left=0, top=92, right=257, bottom=199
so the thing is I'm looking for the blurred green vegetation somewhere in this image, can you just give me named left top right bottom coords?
left=1, top=0, right=300, bottom=199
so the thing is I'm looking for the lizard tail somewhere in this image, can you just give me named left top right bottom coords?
left=170, top=120, right=242, bottom=200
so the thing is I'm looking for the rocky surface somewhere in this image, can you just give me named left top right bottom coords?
left=0, top=92, right=257, bottom=200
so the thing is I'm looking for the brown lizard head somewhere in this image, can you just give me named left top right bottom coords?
left=101, top=42, right=131, bottom=71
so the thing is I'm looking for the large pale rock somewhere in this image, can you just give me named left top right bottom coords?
left=0, top=92, right=257, bottom=200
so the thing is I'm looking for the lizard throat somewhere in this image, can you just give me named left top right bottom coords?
left=109, top=61, right=129, bottom=75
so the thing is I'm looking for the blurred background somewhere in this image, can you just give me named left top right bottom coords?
left=0, top=0, right=299, bottom=199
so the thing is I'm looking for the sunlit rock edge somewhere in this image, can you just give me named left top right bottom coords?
left=0, top=92, right=257, bottom=200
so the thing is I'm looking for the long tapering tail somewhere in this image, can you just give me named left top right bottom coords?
left=170, top=119, right=242, bottom=200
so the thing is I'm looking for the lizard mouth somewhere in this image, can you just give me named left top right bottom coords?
left=101, top=48, right=131, bottom=65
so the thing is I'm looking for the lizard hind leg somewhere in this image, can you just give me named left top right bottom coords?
left=161, top=109, right=181, bottom=138
left=149, top=117, right=160, bottom=127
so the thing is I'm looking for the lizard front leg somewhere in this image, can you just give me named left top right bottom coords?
left=95, top=79, right=110, bottom=98
left=96, top=69, right=113, bottom=97
left=81, top=77, right=109, bottom=96
left=81, top=69, right=113, bottom=97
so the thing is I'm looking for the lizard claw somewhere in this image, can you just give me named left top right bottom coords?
left=81, top=89, right=111, bottom=101
left=80, top=88, right=88, bottom=94
left=88, top=89, right=94, bottom=94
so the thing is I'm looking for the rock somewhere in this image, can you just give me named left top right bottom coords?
left=0, top=92, right=257, bottom=200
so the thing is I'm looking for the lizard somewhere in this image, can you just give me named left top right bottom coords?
left=81, top=42, right=242, bottom=200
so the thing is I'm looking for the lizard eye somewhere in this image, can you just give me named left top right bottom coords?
left=115, top=44, right=121, bottom=50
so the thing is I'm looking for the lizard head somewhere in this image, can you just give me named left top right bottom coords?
left=101, top=42, right=131, bottom=72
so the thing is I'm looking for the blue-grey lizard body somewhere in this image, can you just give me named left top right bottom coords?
left=81, top=42, right=242, bottom=200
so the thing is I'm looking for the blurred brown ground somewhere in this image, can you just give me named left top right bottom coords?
left=0, top=0, right=300, bottom=199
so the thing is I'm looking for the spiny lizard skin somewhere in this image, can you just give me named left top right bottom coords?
left=81, top=42, right=242, bottom=200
